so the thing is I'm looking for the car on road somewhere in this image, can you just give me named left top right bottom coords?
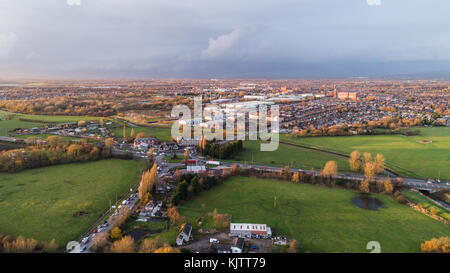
left=250, top=245, right=259, bottom=250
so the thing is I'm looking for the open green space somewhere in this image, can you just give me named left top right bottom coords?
left=111, top=123, right=172, bottom=142
left=0, top=159, right=146, bottom=246
left=281, top=127, right=450, bottom=179
left=179, top=176, right=450, bottom=253
left=0, top=110, right=102, bottom=135
left=226, top=141, right=352, bottom=172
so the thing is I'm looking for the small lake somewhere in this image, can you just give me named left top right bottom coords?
left=352, top=195, right=385, bottom=210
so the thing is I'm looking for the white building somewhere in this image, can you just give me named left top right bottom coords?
left=230, top=223, right=272, bottom=238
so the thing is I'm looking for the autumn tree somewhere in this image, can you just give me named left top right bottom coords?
left=288, top=240, right=299, bottom=253
left=110, top=227, right=122, bottom=240
left=421, top=237, right=449, bottom=253
left=3, top=236, right=38, bottom=253
left=153, top=245, right=180, bottom=253
left=122, top=125, right=126, bottom=139
left=363, top=152, right=372, bottom=165
left=364, top=161, right=377, bottom=182
left=130, top=128, right=135, bottom=139
left=199, top=135, right=207, bottom=153
left=383, top=177, right=394, bottom=194
left=42, top=239, right=58, bottom=253
left=109, top=236, right=135, bottom=253
left=359, top=179, right=370, bottom=193
left=374, top=154, right=385, bottom=174
left=349, top=150, right=362, bottom=171
left=25, top=136, right=37, bottom=146
left=321, top=161, right=338, bottom=177
left=67, top=144, right=83, bottom=160
left=104, top=137, right=114, bottom=148
left=291, top=172, right=300, bottom=183
left=138, top=163, right=158, bottom=200
left=139, top=237, right=168, bottom=253
left=167, top=206, right=181, bottom=225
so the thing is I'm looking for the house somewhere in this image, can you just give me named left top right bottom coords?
left=209, top=244, right=231, bottom=253
left=134, top=137, right=158, bottom=148
left=176, top=137, right=201, bottom=147
left=176, top=223, right=192, bottom=246
left=231, top=237, right=244, bottom=253
left=230, top=223, right=272, bottom=239
left=159, top=142, right=178, bottom=151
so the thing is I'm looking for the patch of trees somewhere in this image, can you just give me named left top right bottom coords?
left=0, top=136, right=113, bottom=173
left=170, top=173, right=221, bottom=206
left=198, top=138, right=243, bottom=160
left=421, top=236, right=449, bottom=253
left=0, top=234, right=58, bottom=253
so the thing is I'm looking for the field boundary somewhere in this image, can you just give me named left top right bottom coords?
left=280, top=140, right=402, bottom=177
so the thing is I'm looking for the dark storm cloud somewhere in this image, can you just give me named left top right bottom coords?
left=0, top=0, right=450, bottom=78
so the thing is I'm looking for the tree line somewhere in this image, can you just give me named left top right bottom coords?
left=0, top=136, right=114, bottom=173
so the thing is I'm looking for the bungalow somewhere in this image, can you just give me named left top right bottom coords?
left=176, top=223, right=192, bottom=246
left=209, top=244, right=231, bottom=253
left=231, top=237, right=245, bottom=253
left=159, top=142, right=179, bottom=151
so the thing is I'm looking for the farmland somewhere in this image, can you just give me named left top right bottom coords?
left=226, top=141, right=353, bottom=172
left=179, top=176, right=450, bottom=253
left=110, top=124, right=172, bottom=142
left=0, top=159, right=146, bottom=246
left=0, top=110, right=102, bottom=135
left=281, top=127, right=450, bottom=179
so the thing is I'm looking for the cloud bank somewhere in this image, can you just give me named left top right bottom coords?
left=67, top=0, right=81, bottom=6
left=201, top=29, right=243, bottom=60
left=367, top=0, right=381, bottom=6
left=0, top=32, right=17, bottom=59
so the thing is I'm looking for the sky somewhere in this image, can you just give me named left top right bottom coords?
left=0, top=0, right=450, bottom=78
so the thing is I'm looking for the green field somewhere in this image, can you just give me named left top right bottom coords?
left=226, top=141, right=352, bottom=172
left=0, top=159, right=146, bottom=245
left=111, top=124, right=172, bottom=142
left=179, top=176, right=450, bottom=253
left=0, top=110, right=102, bottom=135
left=281, top=127, right=450, bottom=179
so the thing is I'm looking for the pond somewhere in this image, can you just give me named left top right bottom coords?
left=351, top=195, right=385, bottom=210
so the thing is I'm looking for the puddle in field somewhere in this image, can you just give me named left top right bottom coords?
left=352, top=195, right=385, bottom=210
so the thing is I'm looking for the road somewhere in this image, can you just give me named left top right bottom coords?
left=80, top=188, right=139, bottom=253
left=123, top=148, right=450, bottom=191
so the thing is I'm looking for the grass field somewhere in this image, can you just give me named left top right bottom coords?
left=0, top=159, right=146, bottom=246
left=226, top=141, right=352, bottom=172
left=0, top=110, right=102, bottom=135
left=111, top=125, right=172, bottom=142
left=281, top=127, right=450, bottom=179
left=179, top=176, right=450, bottom=253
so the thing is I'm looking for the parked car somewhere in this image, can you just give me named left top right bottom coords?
left=210, top=238, right=219, bottom=244
left=250, top=245, right=259, bottom=250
